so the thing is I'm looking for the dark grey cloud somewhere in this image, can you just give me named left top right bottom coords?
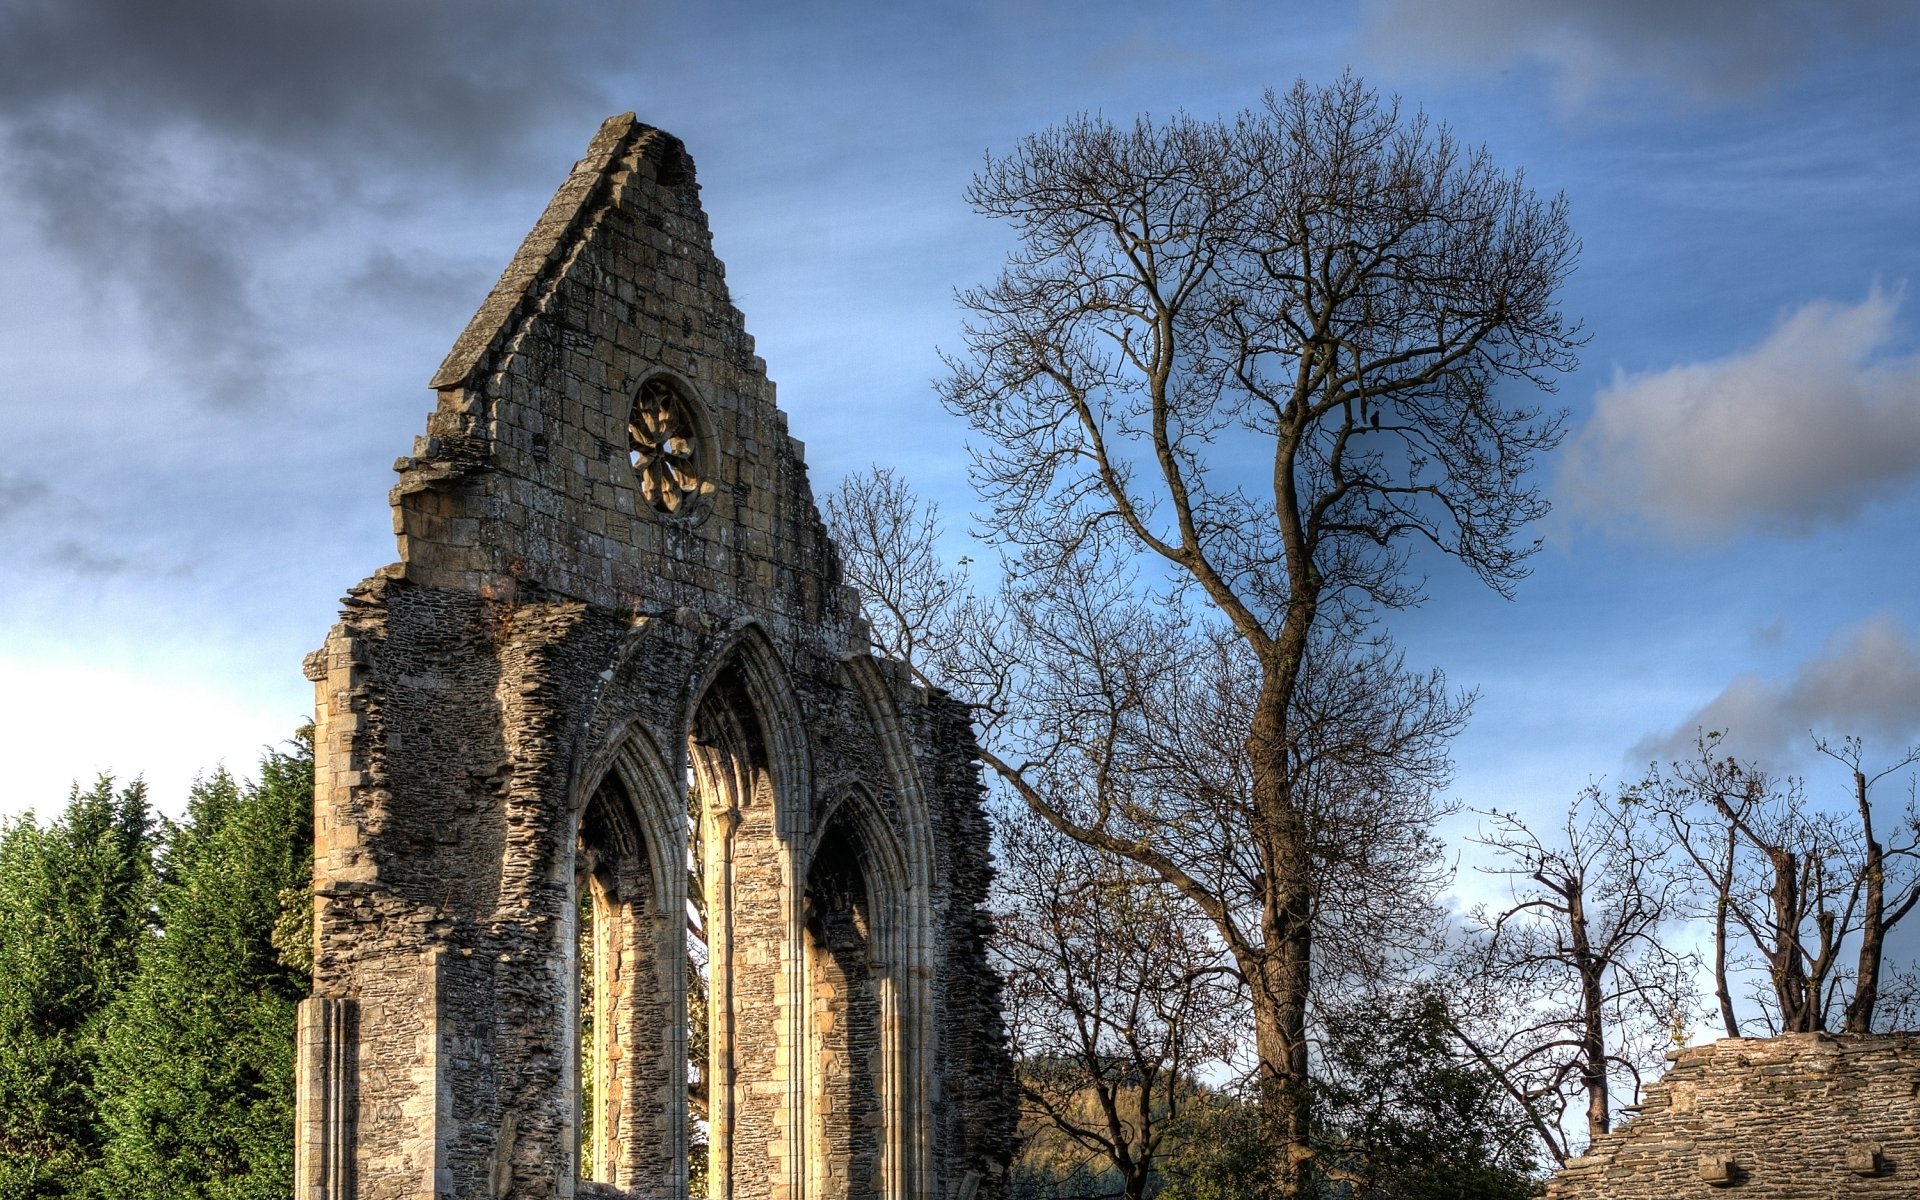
left=1560, top=289, right=1920, bottom=541
left=0, top=0, right=637, bottom=408
left=345, top=248, right=498, bottom=315
left=0, top=0, right=630, bottom=176
left=1360, top=0, right=1910, bottom=105
left=1635, top=614, right=1920, bottom=766
left=40, top=540, right=142, bottom=581
left=0, top=469, right=197, bottom=582
left=0, top=471, right=51, bottom=521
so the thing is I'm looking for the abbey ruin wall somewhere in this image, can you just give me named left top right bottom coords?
left=297, top=115, right=1017, bottom=1200
left=1549, top=1034, right=1920, bottom=1199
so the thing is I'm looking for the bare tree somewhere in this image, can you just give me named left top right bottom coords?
left=1449, top=788, right=1698, bottom=1161
left=935, top=74, right=1580, bottom=1192
left=822, top=466, right=970, bottom=681
left=1118, top=609, right=1465, bottom=995
left=1817, top=736, right=1920, bottom=1033
left=822, top=465, right=1013, bottom=715
left=1642, top=733, right=1920, bottom=1035
left=1649, top=754, right=1835, bottom=1033
left=994, top=806, right=1242, bottom=1200
left=825, top=464, right=1472, bottom=1194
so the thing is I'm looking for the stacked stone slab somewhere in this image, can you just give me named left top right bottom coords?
left=299, top=114, right=1017, bottom=1200
left=1548, top=1034, right=1920, bottom=1198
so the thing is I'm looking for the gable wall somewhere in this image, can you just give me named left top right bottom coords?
left=298, top=115, right=1015, bottom=1200
left=395, top=116, right=852, bottom=653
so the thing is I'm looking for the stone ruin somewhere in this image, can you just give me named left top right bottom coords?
left=1548, top=1034, right=1920, bottom=1198
left=297, top=114, right=1017, bottom=1200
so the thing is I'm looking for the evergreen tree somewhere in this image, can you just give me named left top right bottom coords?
left=0, top=777, right=156, bottom=1199
left=93, top=733, right=314, bottom=1200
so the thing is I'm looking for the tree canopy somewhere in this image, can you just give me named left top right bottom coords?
left=931, top=73, right=1581, bottom=1195
left=0, top=734, right=312, bottom=1200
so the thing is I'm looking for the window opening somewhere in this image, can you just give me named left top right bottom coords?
left=629, top=377, right=703, bottom=515
left=571, top=777, right=664, bottom=1190
left=806, top=820, right=882, bottom=1200
left=688, top=763, right=712, bottom=1198
left=577, top=868, right=599, bottom=1181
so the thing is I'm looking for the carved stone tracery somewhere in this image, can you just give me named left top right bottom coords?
left=629, top=377, right=704, bottom=515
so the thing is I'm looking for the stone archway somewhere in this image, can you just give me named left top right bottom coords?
left=297, top=114, right=1018, bottom=1200
left=687, top=639, right=810, bottom=1200
left=804, top=788, right=919, bottom=1200
left=571, top=734, right=689, bottom=1198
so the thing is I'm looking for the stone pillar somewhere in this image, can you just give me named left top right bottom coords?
left=296, top=995, right=358, bottom=1200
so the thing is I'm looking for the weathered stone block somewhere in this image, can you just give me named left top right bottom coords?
left=1549, top=1035, right=1920, bottom=1198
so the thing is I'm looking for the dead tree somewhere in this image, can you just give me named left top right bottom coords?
left=1451, top=788, right=1697, bottom=1160
left=1819, top=737, right=1920, bottom=1033
left=935, top=75, right=1581, bottom=1194
left=1643, top=734, right=1920, bottom=1034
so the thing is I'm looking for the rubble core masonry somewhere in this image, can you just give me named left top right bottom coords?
left=298, top=115, right=1018, bottom=1200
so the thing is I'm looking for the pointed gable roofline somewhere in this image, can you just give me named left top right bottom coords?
left=429, top=112, right=685, bottom=391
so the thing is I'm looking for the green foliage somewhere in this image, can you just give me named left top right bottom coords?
left=1018, top=993, right=1542, bottom=1200
left=1007, top=1072, right=1274, bottom=1200
left=1007, top=1154, right=1127, bottom=1200
left=0, top=778, right=156, bottom=1199
left=1312, top=988, right=1540, bottom=1200
left=1156, top=1092, right=1274, bottom=1200
left=91, top=732, right=314, bottom=1200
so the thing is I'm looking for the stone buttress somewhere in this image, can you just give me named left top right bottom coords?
left=299, top=115, right=1016, bottom=1200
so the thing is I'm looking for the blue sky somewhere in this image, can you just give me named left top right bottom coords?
left=2, top=0, right=1917, bottom=861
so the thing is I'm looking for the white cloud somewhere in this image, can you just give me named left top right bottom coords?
left=1635, top=613, right=1920, bottom=766
left=1359, top=0, right=1905, bottom=106
left=0, top=652, right=308, bottom=821
left=1560, top=288, right=1920, bottom=540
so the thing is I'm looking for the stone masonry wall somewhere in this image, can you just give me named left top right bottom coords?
left=1548, top=1034, right=1920, bottom=1199
left=300, top=115, right=1017, bottom=1200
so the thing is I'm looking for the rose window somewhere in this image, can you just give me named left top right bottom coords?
left=628, top=378, right=703, bottom=515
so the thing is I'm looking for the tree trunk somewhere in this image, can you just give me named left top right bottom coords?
left=1846, top=768, right=1883, bottom=1034
left=1248, top=684, right=1314, bottom=1198
left=1566, top=881, right=1610, bottom=1144
left=1250, top=957, right=1311, bottom=1199
left=1713, top=825, right=1740, bottom=1037
left=1768, top=848, right=1818, bottom=1032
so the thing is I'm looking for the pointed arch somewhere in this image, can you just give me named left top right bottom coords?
left=686, top=619, right=813, bottom=840
left=571, top=722, right=691, bottom=1197
left=838, top=659, right=940, bottom=1200
left=579, top=721, right=687, bottom=916
left=687, top=621, right=812, bottom=1200
left=837, top=658, right=936, bottom=896
left=809, top=785, right=911, bottom=909
left=805, top=784, right=919, bottom=1200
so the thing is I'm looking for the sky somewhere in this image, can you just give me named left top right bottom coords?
left=2, top=0, right=1917, bottom=885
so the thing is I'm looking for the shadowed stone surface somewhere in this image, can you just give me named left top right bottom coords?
left=297, top=114, right=1017, bottom=1200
